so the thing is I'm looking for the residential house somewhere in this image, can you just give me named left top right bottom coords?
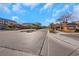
left=0, top=17, right=17, bottom=30
left=50, top=21, right=79, bottom=32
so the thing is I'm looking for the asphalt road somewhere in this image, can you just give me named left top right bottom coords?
left=0, top=29, right=47, bottom=56
left=1, top=29, right=79, bottom=56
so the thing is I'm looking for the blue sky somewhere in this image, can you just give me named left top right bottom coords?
left=0, top=3, right=79, bottom=26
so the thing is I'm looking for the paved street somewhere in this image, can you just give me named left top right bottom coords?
left=0, top=29, right=47, bottom=56
left=0, top=29, right=79, bottom=56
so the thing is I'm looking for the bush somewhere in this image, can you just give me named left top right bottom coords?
left=60, top=29, right=74, bottom=32
left=75, top=29, right=79, bottom=32
left=48, top=28, right=55, bottom=33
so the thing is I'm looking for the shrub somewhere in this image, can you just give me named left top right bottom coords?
left=75, top=29, right=79, bottom=32
left=48, top=28, right=55, bottom=33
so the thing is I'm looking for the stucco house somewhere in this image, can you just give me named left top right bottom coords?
left=50, top=21, right=79, bottom=32
left=0, top=17, right=17, bottom=30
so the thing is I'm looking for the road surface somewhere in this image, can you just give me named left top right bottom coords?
left=0, top=29, right=79, bottom=56
left=0, top=29, right=47, bottom=56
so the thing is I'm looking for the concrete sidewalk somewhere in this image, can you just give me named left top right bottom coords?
left=46, top=33, right=79, bottom=56
left=55, top=30, right=79, bottom=34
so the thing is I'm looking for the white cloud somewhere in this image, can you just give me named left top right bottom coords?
left=12, top=4, right=21, bottom=12
left=12, top=4, right=26, bottom=13
left=3, top=6, right=10, bottom=13
left=60, top=4, right=70, bottom=13
left=45, top=19, right=51, bottom=23
left=63, top=4, right=69, bottom=10
left=72, top=5, right=79, bottom=21
left=73, top=5, right=79, bottom=13
left=44, top=19, right=50, bottom=26
left=11, top=16, right=23, bottom=23
left=44, top=18, right=56, bottom=26
left=52, top=10, right=61, bottom=17
left=22, top=3, right=39, bottom=9
left=44, top=4, right=70, bottom=25
left=40, top=4, right=70, bottom=14
left=46, top=18, right=60, bottom=25
left=0, top=4, right=10, bottom=14
left=40, top=3, right=53, bottom=12
left=42, top=3, right=52, bottom=10
left=52, top=4, right=70, bottom=17
left=12, top=16, right=19, bottom=21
